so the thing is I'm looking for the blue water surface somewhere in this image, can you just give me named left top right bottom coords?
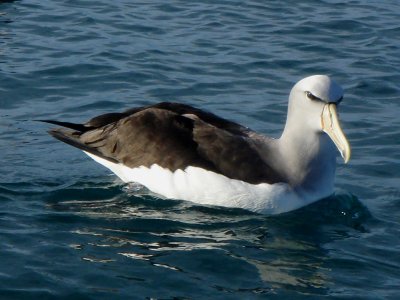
left=0, top=0, right=399, bottom=299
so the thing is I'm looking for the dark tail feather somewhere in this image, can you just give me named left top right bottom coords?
left=48, top=129, right=118, bottom=164
left=38, top=120, right=90, bottom=132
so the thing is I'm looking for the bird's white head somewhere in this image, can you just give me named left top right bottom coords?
left=286, top=75, right=351, bottom=163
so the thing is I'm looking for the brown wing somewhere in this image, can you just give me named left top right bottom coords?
left=46, top=102, right=284, bottom=184
left=82, top=102, right=250, bottom=136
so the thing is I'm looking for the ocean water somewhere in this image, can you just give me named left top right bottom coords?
left=1, top=0, right=399, bottom=299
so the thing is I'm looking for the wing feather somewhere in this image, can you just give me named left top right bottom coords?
left=46, top=102, right=284, bottom=184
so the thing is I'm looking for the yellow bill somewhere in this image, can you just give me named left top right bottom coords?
left=321, top=103, right=351, bottom=163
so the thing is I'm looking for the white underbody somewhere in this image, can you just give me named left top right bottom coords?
left=84, top=152, right=332, bottom=215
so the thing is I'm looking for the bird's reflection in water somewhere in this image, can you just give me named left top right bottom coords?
left=48, top=180, right=369, bottom=294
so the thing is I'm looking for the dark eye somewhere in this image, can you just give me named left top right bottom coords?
left=306, top=91, right=319, bottom=101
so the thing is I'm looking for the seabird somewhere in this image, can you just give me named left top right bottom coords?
left=43, top=75, right=351, bottom=214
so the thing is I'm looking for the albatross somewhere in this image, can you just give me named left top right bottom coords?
left=43, top=75, right=351, bottom=214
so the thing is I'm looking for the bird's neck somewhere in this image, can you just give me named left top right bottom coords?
left=276, top=120, right=337, bottom=197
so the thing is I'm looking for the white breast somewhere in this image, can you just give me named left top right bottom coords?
left=84, top=152, right=326, bottom=214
